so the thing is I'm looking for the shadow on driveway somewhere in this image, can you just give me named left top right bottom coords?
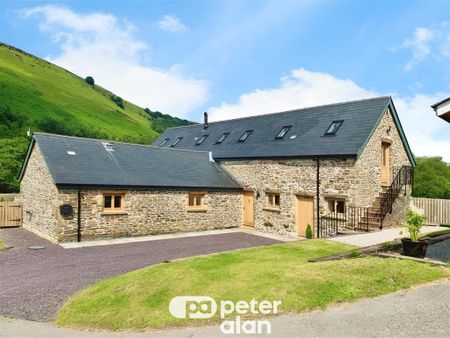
left=0, top=228, right=279, bottom=321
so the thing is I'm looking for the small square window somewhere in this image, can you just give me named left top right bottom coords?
left=324, top=120, right=343, bottom=136
left=266, top=192, right=280, bottom=209
left=170, top=137, right=183, bottom=147
left=103, top=192, right=125, bottom=213
left=238, top=130, right=253, bottom=142
left=159, top=138, right=169, bottom=147
left=327, top=199, right=345, bottom=214
left=196, top=135, right=208, bottom=145
left=275, top=126, right=291, bottom=139
left=216, top=132, right=230, bottom=144
left=187, top=192, right=205, bottom=210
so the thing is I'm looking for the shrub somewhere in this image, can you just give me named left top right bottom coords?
left=110, top=95, right=125, bottom=109
left=305, top=224, right=313, bottom=239
left=85, top=76, right=95, bottom=85
left=401, top=209, right=426, bottom=242
left=144, top=108, right=151, bottom=115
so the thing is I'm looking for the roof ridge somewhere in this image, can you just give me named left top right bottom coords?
left=167, top=96, right=392, bottom=130
left=32, top=132, right=212, bottom=155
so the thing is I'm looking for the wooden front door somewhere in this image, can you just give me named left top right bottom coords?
left=296, top=196, right=314, bottom=237
left=243, top=191, right=255, bottom=226
left=381, top=142, right=391, bottom=186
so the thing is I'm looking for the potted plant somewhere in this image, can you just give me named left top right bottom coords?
left=400, top=209, right=428, bottom=258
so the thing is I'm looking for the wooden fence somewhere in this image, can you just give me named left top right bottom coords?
left=0, top=202, right=22, bottom=228
left=412, top=197, right=450, bottom=225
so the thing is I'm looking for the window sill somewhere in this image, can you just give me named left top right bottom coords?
left=100, top=211, right=128, bottom=216
left=186, top=208, right=207, bottom=213
left=263, top=207, right=281, bottom=213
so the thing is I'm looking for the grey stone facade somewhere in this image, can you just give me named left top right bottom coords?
left=56, top=189, right=241, bottom=242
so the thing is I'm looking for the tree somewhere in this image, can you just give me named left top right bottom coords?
left=0, top=137, right=29, bottom=192
left=413, top=157, right=450, bottom=199
left=85, top=76, right=95, bottom=85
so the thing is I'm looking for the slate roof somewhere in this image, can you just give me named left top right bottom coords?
left=153, top=96, right=414, bottom=163
left=20, top=133, right=242, bottom=190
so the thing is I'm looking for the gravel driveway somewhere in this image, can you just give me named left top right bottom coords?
left=0, top=228, right=279, bottom=321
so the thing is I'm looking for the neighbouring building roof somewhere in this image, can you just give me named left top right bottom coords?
left=153, top=96, right=415, bottom=165
left=20, top=133, right=242, bottom=190
left=431, top=96, right=450, bottom=123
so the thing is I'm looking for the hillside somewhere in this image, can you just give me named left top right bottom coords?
left=0, top=43, right=193, bottom=192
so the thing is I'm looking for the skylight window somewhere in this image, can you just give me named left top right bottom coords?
left=159, top=138, right=169, bottom=147
left=275, top=126, right=291, bottom=139
left=102, top=142, right=114, bottom=152
left=238, top=130, right=253, bottom=142
left=324, top=120, right=343, bottom=136
left=196, top=135, right=208, bottom=145
left=216, top=132, right=230, bottom=144
left=170, top=137, right=183, bottom=147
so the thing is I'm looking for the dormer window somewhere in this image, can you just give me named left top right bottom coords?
left=196, top=135, right=208, bottom=145
left=238, top=130, right=253, bottom=142
left=159, top=138, right=169, bottom=147
left=275, top=126, right=291, bottom=139
left=324, top=120, right=343, bottom=136
left=216, top=132, right=230, bottom=144
left=170, top=137, right=183, bottom=147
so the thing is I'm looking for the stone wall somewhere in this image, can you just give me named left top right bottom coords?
left=354, top=108, right=412, bottom=208
left=221, top=158, right=358, bottom=237
left=20, top=144, right=59, bottom=241
left=56, top=189, right=242, bottom=242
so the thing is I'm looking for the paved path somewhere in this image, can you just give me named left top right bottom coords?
left=0, top=228, right=279, bottom=321
left=330, top=226, right=446, bottom=247
left=1, top=280, right=449, bottom=337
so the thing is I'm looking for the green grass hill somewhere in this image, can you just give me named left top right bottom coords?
left=0, top=43, right=193, bottom=192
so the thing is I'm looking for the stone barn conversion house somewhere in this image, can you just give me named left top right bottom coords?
left=19, top=134, right=242, bottom=242
left=20, top=96, right=414, bottom=242
left=154, top=96, right=414, bottom=238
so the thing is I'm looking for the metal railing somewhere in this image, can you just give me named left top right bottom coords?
left=379, top=165, right=413, bottom=223
left=319, top=206, right=372, bottom=237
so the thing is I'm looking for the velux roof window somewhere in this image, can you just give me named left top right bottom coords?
left=196, top=135, right=208, bottom=145
left=170, top=137, right=183, bottom=147
left=159, top=138, right=169, bottom=147
left=324, top=120, right=343, bottom=136
left=216, top=132, right=230, bottom=144
left=275, top=126, right=291, bottom=139
left=238, top=130, right=253, bottom=142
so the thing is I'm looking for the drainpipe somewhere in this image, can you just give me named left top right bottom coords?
left=316, top=158, right=320, bottom=238
left=77, top=189, right=81, bottom=242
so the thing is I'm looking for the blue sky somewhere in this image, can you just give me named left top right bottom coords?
left=1, top=0, right=450, bottom=160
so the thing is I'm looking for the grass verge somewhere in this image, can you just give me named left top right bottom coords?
left=0, top=240, right=7, bottom=250
left=57, top=240, right=449, bottom=331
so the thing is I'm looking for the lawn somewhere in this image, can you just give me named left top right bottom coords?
left=57, top=240, right=449, bottom=331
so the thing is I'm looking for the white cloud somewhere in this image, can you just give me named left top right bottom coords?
left=208, top=68, right=378, bottom=120
left=20, top=5, right=207, bottom=117
left=396, top=22, right=450, bottom=71
left=158, top=15, right=187, bottom=33
left=208, top=68, right=450, bottom=162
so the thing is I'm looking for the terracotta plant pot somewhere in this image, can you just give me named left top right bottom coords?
left=401, top=238, right=429, bottom=258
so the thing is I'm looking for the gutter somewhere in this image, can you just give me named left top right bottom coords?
left=316, top=158, right=320, bottom=238
left=77, top=189, right=81, bottom=242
